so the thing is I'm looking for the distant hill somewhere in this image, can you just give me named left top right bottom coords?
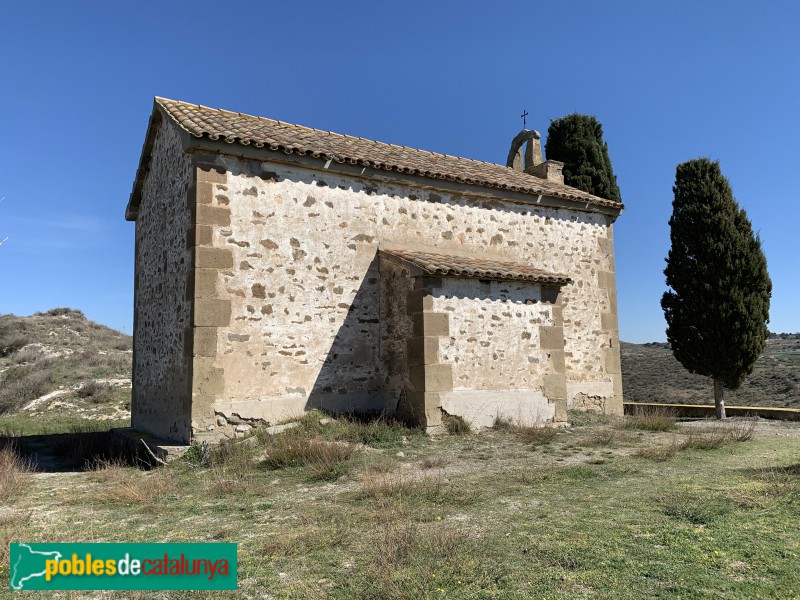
left=2, top=308, right=798, bottom=419
left=621, top=334, right=800, bottom=407
left=0, top=308, right=131, bottom=419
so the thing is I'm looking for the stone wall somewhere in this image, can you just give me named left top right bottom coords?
left=196, top=151, right=622, bottom=427
left=434, top=279, right=552, bottom=390
left=132, top=122, right=194, bottom=443
left=431, top=279, right=559, bottom=427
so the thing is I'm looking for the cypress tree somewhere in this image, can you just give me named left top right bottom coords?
left=661, top=158, right=771, bottom=418
left=544, top=114, right=622, bottom=203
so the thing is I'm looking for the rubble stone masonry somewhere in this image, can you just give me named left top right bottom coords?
left=132, top=124, right=622, bottom=439
left=195, top=154, right=621, bottom=430
left=131, top=123, right=194, bottom=443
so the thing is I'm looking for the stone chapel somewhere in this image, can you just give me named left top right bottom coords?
left=125, top=97, right=624, bottom=443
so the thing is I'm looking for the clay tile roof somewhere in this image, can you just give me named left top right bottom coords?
left=381, top=249, right=572, bottom=285
left=154, top=97, right=622, bottom=211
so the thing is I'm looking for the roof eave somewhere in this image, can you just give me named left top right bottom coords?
left=378, top=249, right=573, bottom=286
left=181, top=135, right=624, bottom=218
left=422, top=271, right=573, bottom=285
left=126, top=100, right=200, bottom=221
left=125, top=101, right=167, bottom=221
left=126, top=97, right=623, bottom=220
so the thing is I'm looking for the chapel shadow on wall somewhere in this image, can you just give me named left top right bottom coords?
left=301, top=252, right=562, bottom=423
left=304, top=254, right=387, bottom=417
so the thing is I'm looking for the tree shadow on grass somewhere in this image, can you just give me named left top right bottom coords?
left=739, top=464, right=800, bottom=478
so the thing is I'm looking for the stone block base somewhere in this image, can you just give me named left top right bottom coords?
left=439, top=389, right=559, bottom=429
left=110, top=427, right=190, bottom=464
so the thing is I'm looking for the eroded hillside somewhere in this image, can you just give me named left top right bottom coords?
left=0, top=308, right=131, bottom=420
left=621, top=334, right=800, bottom=407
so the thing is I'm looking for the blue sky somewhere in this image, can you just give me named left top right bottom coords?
left=1, top=1, right=798, bottom=342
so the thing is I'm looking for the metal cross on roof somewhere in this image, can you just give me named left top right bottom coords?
left=521, top=110, right=528, bottom=129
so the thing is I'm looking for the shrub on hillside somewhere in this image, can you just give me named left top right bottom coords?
left=77, top=381, right=103, bottom=398
left=7, top=346, right=45, bottom=365
left=0, top=335, right=30, bottom=358
left=0, top=368, right=54, bottom=413
left=38, top=308, right=85, bottom=318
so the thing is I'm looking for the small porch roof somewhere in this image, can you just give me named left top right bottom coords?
left=380, top=249, right=571, bottom=285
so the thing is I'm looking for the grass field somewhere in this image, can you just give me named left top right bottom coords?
left=1, top=412, right=799, bottom=599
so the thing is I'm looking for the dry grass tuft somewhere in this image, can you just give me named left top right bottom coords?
left=420, top=455, right=446, bottom=470
left=636, top=420, right=757, bottom=461
left=515, top=466, right=558, bottom=485
left=678, top=420, right=756, bottom=450
left=343, top=521, right=478, bottom=600
left=679, top=427, right=730, bottom=451
left=660, top=492, right=734, bottom=525
left=97, top=475, right=175, bottom=506
left=200, top=438, right=259, bottom=493
left=91, top=462, right=176, bottom=505
left=492, top=416, right=514, bottom=431
left=263, top=430, right=355, bottom=481
left=515, top=424, right=559, bottom=446
left=756, top=465, right=800, bottom=499
left=358, top=455, right=397, bottom=476
left=0, top=444, right=33, bottom=502
left=583, top=429, right=619, bottom=447
left=360, top=472, right=479, bottom=509
left=278, top=411, right=420, bottom=449
left=636, top=442, right=679, bottom=462
left=373, top=521, right=466, bottom=568
left=617, top=407, right=677, bottom=432
left=207, top=437, right=253, bottom=467
left=442, top=414, right=471, bottom=435
left=373, top=521, right=419, bottom=567
left=726, top=419, right=757, bottom=442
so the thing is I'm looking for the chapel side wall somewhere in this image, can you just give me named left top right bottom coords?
left=132, top=123, right=194, bottom=443
left=203, top=156, right=620, bottom=424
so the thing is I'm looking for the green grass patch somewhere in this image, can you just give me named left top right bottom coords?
left=272, top=411, right=424, bottom=449
left=3, top=417, right=800, bottom=598
left=0, top=415, right=129, bottom=436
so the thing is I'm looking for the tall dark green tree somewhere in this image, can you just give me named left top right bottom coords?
left=661, top=158, right=771, bottom=419
left=544, top=114, right=622, bottom=203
